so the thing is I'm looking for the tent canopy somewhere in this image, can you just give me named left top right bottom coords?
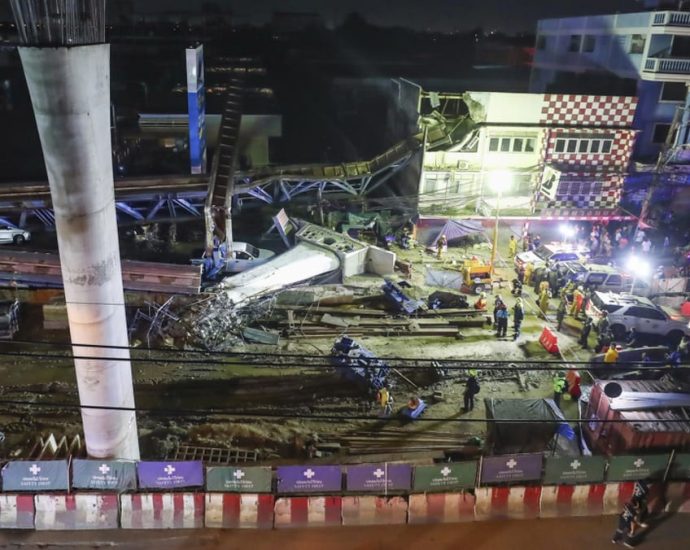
left=429, top=219, right=484, bottom=246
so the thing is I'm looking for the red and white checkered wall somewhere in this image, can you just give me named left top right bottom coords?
left=540, top=94, right=637, bottom=128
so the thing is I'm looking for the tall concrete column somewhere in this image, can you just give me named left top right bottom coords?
left=19, top=45, right=139, bottom=459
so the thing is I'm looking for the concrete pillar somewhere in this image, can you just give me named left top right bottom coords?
left=19, top=45, right=139, bottom=459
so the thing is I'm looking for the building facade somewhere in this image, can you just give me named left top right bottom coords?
left=530, top=9, right=690, bottom=160
left=419, top=91, right=638, bottom=219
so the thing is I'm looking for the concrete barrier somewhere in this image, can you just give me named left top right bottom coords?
left=0, top=494, right=35, bottom=529
left=408, top=492, right=475, bottom=524
left=475, top=486, right=541, bottom=520
left=35, top=493, right=119, bottom=530
left=120, top=493, right=204, bottom=529
left=341, top=496, right=408, bottom=525
left=273, top=496, right=341, bottom=528
left=602, top=482, right=635, bottom=514
left=665, top=482, right=690, bottom=513
left=539, top=485, right=605, bottom=518
left=205, top=493, right=274, bottom=529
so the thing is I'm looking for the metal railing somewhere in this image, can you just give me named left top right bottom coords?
left=652, top=11, right=690, bottom=27
left=644, top=57, right=690, bottom=74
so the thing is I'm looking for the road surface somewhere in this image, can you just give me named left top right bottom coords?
left=1, top=513, right=688, bottom=549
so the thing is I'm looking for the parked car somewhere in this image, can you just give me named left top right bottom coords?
left=585, top=291, right=690, bottom=342
left=514, top=243, right=587, bottom=271
left=193, top=241, right=276, bottom=280
left=570, top=264, right=649, bottom=295
left=0, top=225, right=30, bottom=245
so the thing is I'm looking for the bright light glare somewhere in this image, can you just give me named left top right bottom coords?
left=559, top=224, right=576, bottom=238
left=488, top=170, right=513, bottom=194
left=626, top=256, right=651, bottom=277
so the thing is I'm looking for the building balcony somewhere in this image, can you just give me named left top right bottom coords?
left=642, top=56, right=690, bottom=81
left=651, top=11, right=690, bottom=28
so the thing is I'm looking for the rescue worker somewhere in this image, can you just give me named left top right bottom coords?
left=553, top=372, right=567, bottom=408
left=538, top=287, right=550, bottom=318
left=512, top=298, right=524, bottom=340
left=463, top=369, right=480, bottom=412
left=539, top=279, right=550, bottom=294
left=611, top=503, right=638, bottom=547
left=556, top=299, right=567, bottom=332
left=493, top=295, right=504, bottom=326
left=437, top=234, right=448, bottom=260
left=508, top=235, right=517, bottom=258
left=517, top=264, right=526, bottom=285
left=495, top=302, right=509, bottom=337
left=597, top=310, right=610, bottom=335
left=631, top=481, right=650, bottom=528
left=579, top=316, right=593, bottom=349
left=524, top=262, right=534, bottom=285
left=570, top=286, right=584, bottom=317
left=376, top=384, right=393, bottom=417
left=605, top=344, right=622, bottom=364
left=474, top=292, right=487, bottom=310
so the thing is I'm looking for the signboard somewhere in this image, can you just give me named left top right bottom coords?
left=206, top=466, right=272, bottom=493
left=606, top=455, right=670, bottom=482
left=543, top=456, right=606, bottom=485
left=72, top=460, right=137, bottom=491
left=480, top=454, right=543, bottom=484
left=413, top=462, right=477, bottom=492
left=2, top=460, right=69, bottom=492
left=346, top=464, right=412, bottom=492
left=669, top=453, right=690, bottom=480
left=540, top=166, right=561, bottom=200
left=186, top=44, right=207, bottom=175
left=137, top=461, right=204, bottom=489
left=276, top=466, right=342, bottom=493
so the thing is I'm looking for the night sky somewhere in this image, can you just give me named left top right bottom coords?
left=134, top=0, right=650, bottom=33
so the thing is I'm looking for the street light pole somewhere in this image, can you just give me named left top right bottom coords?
left=490, top=188, right=502, bottom=276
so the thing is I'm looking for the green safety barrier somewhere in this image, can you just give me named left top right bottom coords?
left=542, top=456, right=606, bottom=485
left=606, top=454, right=671, bottom=482
left=205, top=466, right=273, bottom=493
left=412, top=462, right=478, bottom=492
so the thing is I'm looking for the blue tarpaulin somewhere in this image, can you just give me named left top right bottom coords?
left=429, top=220, right=484, bottom=246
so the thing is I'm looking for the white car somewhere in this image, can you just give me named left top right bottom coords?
left=224, top=242, right=275, bottom=273
left=0, top=225, right=30, bottom=245
left=514, top=243, right=586, bottom=271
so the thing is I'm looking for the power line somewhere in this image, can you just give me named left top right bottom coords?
left=1, top=398, right=687, bottom=425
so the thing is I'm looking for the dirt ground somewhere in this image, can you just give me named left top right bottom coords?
left=0, top=224, right=590, bottom=464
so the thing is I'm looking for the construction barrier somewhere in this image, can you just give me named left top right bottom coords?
left=205, top=493, right=274, bottom=529
left=341, top=496, right=408, bottom=526
left=475, top=486, right=541, bottom=520
left=120, top=493, right=204, bottom=529
left=539, top=484, right=605, bottom=518
left=273, top=496, right=341, bottom=528
left=34, top=493, right=119, bottom=530
left=0, top=494, right=34, bottom=529
left=539, top=326, right=559, bottom=354
left=602, top=482, right=635, bottom=515
left=665, top=482, right=690, bottom=513
left=408, top=492, right=475, bottom=524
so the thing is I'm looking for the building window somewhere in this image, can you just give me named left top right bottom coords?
left=566, top=140, right=577, bottom=153
left=590, top=140, right=600, bottom=153
left=553, top=137, right=615, bottom=154
left=487, top=136, right=537, bottom=153
left=489, top=138, right=499, bottom=151
left=578, top=140, right=589, bottom=153
left=500, top=138, right=511, bottom=152
left=630, top=34, right=646, bottom=54
left=583, top=35, right=596, bottom=53
left=513, top=138, right=524, bottom=152
left=525, top=139, right=535, bottom=152
left=653, top=123, right=671, bottom=144
left=555, top=139, right=565, bottom=153
left=536, top=35, right=546, bottom=50
left=601, top=140, right=612, bottom=153
left=568, top=35, right=582, bottom=52
left=660, top=81, right=687, bottom=102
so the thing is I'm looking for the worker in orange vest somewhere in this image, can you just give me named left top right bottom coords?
left=474, top=292, right=487, bottom=310
left=570, top=286, right=584, bottom=317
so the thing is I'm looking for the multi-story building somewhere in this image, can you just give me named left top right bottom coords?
left=419, top=91, right=638, bottom=219
left=530, top=8, right=690, bottom=160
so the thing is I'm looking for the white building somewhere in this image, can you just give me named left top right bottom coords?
left=419, top=91, right=638, bottom=219
left=530, top=8, right=690, bottom=159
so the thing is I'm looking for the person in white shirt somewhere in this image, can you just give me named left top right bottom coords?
left=641, top=237, right=652, bottom=253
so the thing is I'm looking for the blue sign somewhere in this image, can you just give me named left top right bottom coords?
left=2, top=460, right=69, bottom=491
left=347, top=464, right=412, bottom=492
left=137, top=461, right=204, bottom=489
left=480, top=454, right=543, bottom=484
left=186, top=45, right=207, bottom=175
left=276, top=465, right=342, bottom=493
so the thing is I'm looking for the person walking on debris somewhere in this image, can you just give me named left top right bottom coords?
left=463, top=369, right=480, bottom=412
left=579, top=316, right=593, bottom=349
left=556, top=300, right=567, bottom=332
left=437, top=234, right=448, bottom=260
left=376, top=384, right=393, bottom=417
left=570, top=286, right=584, bottom=317
left=512, top=298, right=524, bottom=340
left=495, top=302, right=509, bottom=338
left=538, top=287, right=550, bottom=319
left=553, top=372, right=567, bottom=408
left=612, top=503, right=640, bottom=548
left=508, top=235, right=517, bottom=258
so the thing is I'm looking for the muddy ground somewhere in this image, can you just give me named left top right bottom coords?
left=0, top=225, right=591, bottom=464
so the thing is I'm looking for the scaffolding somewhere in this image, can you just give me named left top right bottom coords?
left=10, top=0, right=105, bottom=46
